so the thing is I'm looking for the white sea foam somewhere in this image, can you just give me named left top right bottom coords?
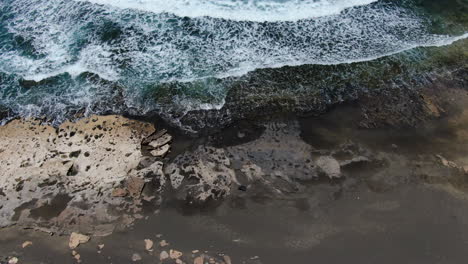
left=0, top=0, right=467, bottom=117
left=77, top=0, right=378, bottom=22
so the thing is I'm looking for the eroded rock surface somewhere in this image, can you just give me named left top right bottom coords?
left=0, top=115, right=166, bottom=234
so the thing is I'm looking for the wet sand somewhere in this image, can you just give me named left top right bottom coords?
left=2, top=89, right=468, bottom=264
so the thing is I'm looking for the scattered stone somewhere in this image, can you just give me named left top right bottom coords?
left=209, top=258, right=216, bottom=264
left=160, top=251, right=169, bottom=260
left=175, top=259, right=184, bottom=264
left=192, top=250, right=199, bottom=254
left=22, top=241, right=33, bottom=248
left=156, top=234, right=163, bottom=238
left=170, top=249, right=183, bottom=259
left=112, top=188, right=128, bottom=197
left=98, top=244, right=105, bottom=250
left=436, top=155, right=458, bottom=168
left=144, top=239, right=154, bottom=251
left=223, top=255, right=232, bottom=264
left=316, top=156, right=341, bottom=179
left=194, top=256, right=204, bottom=264
left=69, top=232, right=90, bottom=249
left=126, top=176, right=145, bottom=198
left=463, top=166, right=468, bottom=175
left=8, top=257, right=18, bottom=264
left=74, top=253, right=81, bottom=263
left=132, top=253, right=142, bottom=262
left=150, top=144, right=171, bottom=157
left=149, top=134, right=172, bottom=149
left=159, top=240, right=169, bottom=247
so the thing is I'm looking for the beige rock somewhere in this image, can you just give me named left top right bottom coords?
left=160, top=251, right=169, bottom=260
left=74, top=253, right=81, bottom=263
left=0, top=115, right=156, bottom=229
left=194, top=256, right=204, bottom=264
left=316, top=156, right=341, bottom=179
left=463, top=166, right=468, bottom=175
left=170, top=249, right=183, bottom=259
left=150, top=144, right=171, bottom=157
left=149, top=134, right=172, bottom=149
left=69, top=232, right=90, bottom=249
left=112, top=188, right=128, bottom=197
left=8, top=257, right=19, bottom=264
left=175, top=259, right=184, bottom=264
left=22, top=241, right=33, bottom=248
left=132, top=253, right=142, bottom=262
left=126, top=176, right=145, bottom=198
left=98, top=244, right=105, bottom=250
left=144, top=239, right=154, bottom=251
left=223, top=255, right=232, bottom=264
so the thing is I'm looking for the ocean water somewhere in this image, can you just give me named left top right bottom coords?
left=0, top=0, right=467, bottom=126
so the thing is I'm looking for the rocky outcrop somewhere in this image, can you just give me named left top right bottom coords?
left=0, top=115, right=166, bottom=234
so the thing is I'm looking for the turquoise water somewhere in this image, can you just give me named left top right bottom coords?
left=0, top=0, right=467, bottom=126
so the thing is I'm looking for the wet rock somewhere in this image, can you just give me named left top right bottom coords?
left=170, top=249, right=183, bottom=259
left=316, top=156, right=341, bottom=179
left=21, top=241, right=33, bottom=248
left=132, top=253, right=142, bottom=262
left=69, top=232, right=90, bottom=249
left=144, top=239, right=154, bottom=251
left=7, top=257, right=18, bottom=264
left=223, top=255, right=232, bottom=264
left=160, top=251, right=169, bottom=260
left=194, top=256, right=204, bottom=264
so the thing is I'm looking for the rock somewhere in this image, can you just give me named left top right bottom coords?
left=223, top=255, right=232, bottom=264
left=463, top=166, right=468, bottom=175
left=316, top=156, right=341, bottom=179
left=192, top=250, right=199, bottom=254
left=69, top=232, right=90, bottom=249
left=22, top=241, right=33, bottom=248
left=175, top=259, right=184, bottom=264
left=144, top=239, right=154, bottom=251
left=148, top=134, right=172, bottom=149
left=150, top=144, right=171, bottom=157
left=132, top=253, right=142, bottom=262
left=98, top=244, right=105, bottom=250
left=436, top=155, right=458, bottom=168
left=209, top=258, right=216, bottom=264
left=159, top=240, right=169, bottom=247
left=8, top=257, right=18, bottom=264
left=170, top=249, right=183, bottom=259
left=126, top=176, right=145, bottom=198
left=160, top=251, right=169, bottom=260
left=112, top=188, right=128, bottom=197
left=194, top=256, right=204, bottom=264
left=74, top=253, right=81, bottom=263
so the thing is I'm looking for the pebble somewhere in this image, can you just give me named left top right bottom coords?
left=22, top=241, right=33, bottom=248
left=144, top=239, right=154, bottom=251
left=132, top=253, right=142, bottom=262
left=194, top=256, right=204, bottom=264
left=160, top=251, right=169, bottom=260
left=8, top=257, right=18, bottom=264
left=69, top=232, right=90, bottom=249
left=170, top=249, right=183, bottom=259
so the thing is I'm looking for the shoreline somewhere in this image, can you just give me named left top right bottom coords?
left=2, top=78, right=468, bottom=262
